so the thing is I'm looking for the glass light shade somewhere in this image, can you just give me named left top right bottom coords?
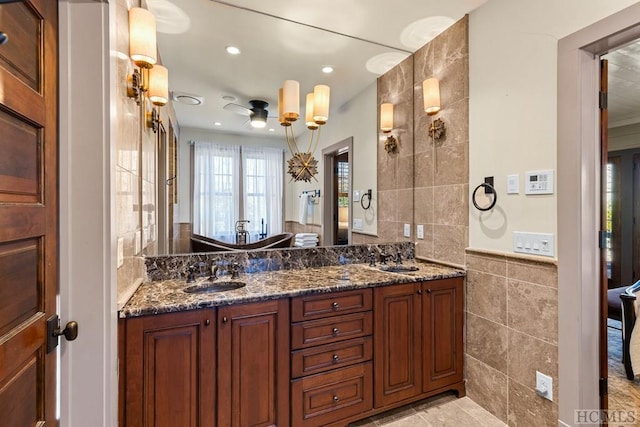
left=312, top=84, right=330, bottom=124
left=423, top=78, right=441, bottom=115
left=250, top=117, right=266, bottom=128
left=148, top=65, right=168, bottom=106
left=380, top=103, right=394, bottom=132
left=278, top=87, right=285, bottom=124
left=282, top=80, right=300, bottom=122
left=129, top=7, right=157, bottom=68
left=305, top=93, right=318, bottom=130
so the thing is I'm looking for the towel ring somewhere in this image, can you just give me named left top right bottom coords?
left=360, top=189, right=372, bottom=210
left=472, top=183, right=497, bottom=211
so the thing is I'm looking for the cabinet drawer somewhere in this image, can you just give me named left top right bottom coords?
left=291, top=288, right=372, bottom=322
left=291, top=312, right=373, bottom=350
left=291, top=363, right=372, bottom=427
left=291, top=337, right=373, bottom=378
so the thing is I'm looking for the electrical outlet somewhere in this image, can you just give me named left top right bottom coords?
left=535, top=371, right=553, bottom=401
left=403, top=223, right=411, bottom=237
left=417, top=225, right=424, bottom=239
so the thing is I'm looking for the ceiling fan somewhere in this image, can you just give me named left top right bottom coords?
left=223, top=99, right=276, bottom=129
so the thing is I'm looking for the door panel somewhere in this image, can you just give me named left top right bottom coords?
left=0, top=1, right=58, bottom=425
left=374, top=283, right=421, bottom=407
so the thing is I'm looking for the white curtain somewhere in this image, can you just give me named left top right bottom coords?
left=193, top=142, right=240, bottom=242
left=242, top=146, right=283, bottom=239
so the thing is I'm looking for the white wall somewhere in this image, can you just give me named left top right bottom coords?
left=610, top=123, right=640, bottom=151
left=469, top=0, right=639, bottom=254
left=285, top=82, right=378, bottom=236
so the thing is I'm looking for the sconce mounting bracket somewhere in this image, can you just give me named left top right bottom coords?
left=429, top=118, right=446, bottom=140
left=384, top=135, right=397, bottom=154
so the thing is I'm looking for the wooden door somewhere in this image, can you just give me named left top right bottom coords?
left=422, top=278, right=464, bottom=392
left=0, top=1, right=58, bottom=425
left=124, top=310, right=216, bottom=427
left=373, top=283, right=422, bottom=408
left=217, top=299, right=290, bottom=427
left=633, top=153, right=640, bottom=282
left=599, top=58, right=609, bottom=412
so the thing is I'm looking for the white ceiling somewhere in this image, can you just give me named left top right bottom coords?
left=604, top=41, right=640, bottom=129
left=147, top=0, right=488, bottom=137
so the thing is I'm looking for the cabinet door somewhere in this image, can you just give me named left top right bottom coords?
left=218, top=299, right=290, bottom=427
left=422, top=277, right=464, bottom=392
left=373, top=283, right=422, bottom=408
left=124, top=310, right=216, bottom=427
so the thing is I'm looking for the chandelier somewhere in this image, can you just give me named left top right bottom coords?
left=278, top=80, right=330, bottom=182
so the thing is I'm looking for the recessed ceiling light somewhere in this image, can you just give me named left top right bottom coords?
left=322, top=66, right=334, bottom=74
left=221, top=95, right=236, bottom=102
left=214, top=122, right=222, bottom=126
left=268, top=128, right=275, bottom=132
left=226, top=46, right=241, bottom=55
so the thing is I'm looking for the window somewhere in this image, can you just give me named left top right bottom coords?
left=193, top=143, right=283, bottom=243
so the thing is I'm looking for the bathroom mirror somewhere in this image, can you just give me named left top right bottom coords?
left=151, top=0, right=412, bottom=254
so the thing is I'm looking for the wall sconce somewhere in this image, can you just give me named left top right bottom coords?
left=279, top=80, right=331, bottom=182
left=127, top=7, right=157, bottom=105
left=146, top=64, right=169, bottom=133
left=380, top=102, right=397, bottom=153
left=423, top=78, right=446, bottom=140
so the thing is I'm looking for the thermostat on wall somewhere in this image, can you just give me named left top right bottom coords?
left=525, top=170, right=554, bottom=195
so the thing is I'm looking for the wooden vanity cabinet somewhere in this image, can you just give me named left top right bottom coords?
left=290, top=289, right=374, bottom=426
left=122, top=309, right=216, bottom=427
left=121, top=299, right=289, bottom=427
left=374, top=277, right=464, bottom=409
left=217, top=299, right=290, bottom=427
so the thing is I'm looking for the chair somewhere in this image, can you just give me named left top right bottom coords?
left=619, top=281, right=640, bottom=379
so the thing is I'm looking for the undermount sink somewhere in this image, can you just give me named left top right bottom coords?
left=378, top=265, right=419, bottom=273
left=183, top=281, right=246, bottom=294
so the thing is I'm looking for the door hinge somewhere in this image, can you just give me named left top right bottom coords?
left=599, top=91, right=608, bottom=109
left=598, top=230, right=607, bottom=249
left=599, top=377, right=608, bottom=396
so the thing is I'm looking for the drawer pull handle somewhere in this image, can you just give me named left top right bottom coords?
left=332, top=354, right=339, bottom=362
left=332, top=327, right=339, bottom=335
left=222, top=316, right=228, bottom=324
left=426, top=289, right=432, bottom=294
left=417, top=289, right=422, bottom=295
left=205, top=319, right=210, bottom=326
left=333, top=395, right=339, bottom=402
left=332, top=302, right=339, bottom=309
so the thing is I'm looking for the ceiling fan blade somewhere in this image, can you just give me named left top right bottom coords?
left=223, top=102, right=251, bottom=116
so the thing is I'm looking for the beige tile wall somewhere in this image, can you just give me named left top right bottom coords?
left=116, top=0, right=179, bottom=301
left=413, top=17, right=469, bottom=266
left=374, top=16, right=469, bottom=267
left=465, top=249, right=559, bottom=426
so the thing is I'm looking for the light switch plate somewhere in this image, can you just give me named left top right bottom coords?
left=353, top=218, right=363, bottom=230
left=403, top=223, right=411, bottom=237
left=353, top=190, right=360, bottom=202
left=117, top=237, right=124, bottom=268
left=513, top=231, right=554, bottom=257
left=507, top=174, right=519, bottom=194
left=417, top=225, right=424, bottom=239
left=536, top=371, right=553, bottom=401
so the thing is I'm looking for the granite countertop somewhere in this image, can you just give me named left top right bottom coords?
left=119, top=261, right=464, bottom=318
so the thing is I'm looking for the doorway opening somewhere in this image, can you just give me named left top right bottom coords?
left=322, top=137, right=353, bottom=246
left=601, top=45, right=640, bottom=412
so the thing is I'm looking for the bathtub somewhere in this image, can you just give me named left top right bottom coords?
left=190, top=232, right=295, bottom=252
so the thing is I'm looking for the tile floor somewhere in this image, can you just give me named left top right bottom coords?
left=349, top=392, right=507, bottom=426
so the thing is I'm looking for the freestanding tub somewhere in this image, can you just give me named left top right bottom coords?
left=190, top=232, right=295, bottom=252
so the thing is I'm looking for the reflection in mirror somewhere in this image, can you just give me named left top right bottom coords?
left=149, top=0, right=411, bottom=254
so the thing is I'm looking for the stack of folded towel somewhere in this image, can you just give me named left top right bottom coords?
left=294, top=233, right=318, bottom=247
